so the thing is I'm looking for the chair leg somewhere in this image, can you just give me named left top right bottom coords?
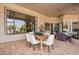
left=52, top=45, right=54, bottom=50
left=35, top=44, right=40, bottom=50
left=48, top=46, right=50, bottom=52
left=27, top=41, right=30, bottom=46
left=29, top=43, right=32, bottom=48
left=33, top=45, right=35, bottom=51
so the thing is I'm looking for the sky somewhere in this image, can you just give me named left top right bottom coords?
left=7, top=18, right=25, bottom=28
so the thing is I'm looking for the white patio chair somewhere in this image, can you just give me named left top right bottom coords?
left=43, top=35, right=55, bottom=52
left=30, top=34, right=40, bottom=50
left=25, top=33, right=31, bottom=46
left=29, top=32, right=34, bottom=35
left=43, top=32, right=50, bottom=36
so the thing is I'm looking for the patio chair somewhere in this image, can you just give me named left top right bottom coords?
left=43, top=32, right=50, bottom=36
left=30, top=34, right=40, bottom=50
left=25, top=33, right=31, bottom=46
left=43, top=35, right=55, bottom=52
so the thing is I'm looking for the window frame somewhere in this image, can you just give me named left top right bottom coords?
left=5, top=8, right=36, bottom=35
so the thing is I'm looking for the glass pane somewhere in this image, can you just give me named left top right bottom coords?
left=7, top=18, right=14, bottom=23
left=26, top=19, right=35, bottom=32
left=35, top=20, right=38, bottom=32
left=63, top=22, right=68, bottom=32
left=15, top=12, right=26, bottom=20
left=54, top=23, right=59, bottom=32
left=72, top=22, right=78, bottom=39
left=15, top=19, right=26, bottom=33
left=7, top=22, right=14, bottom=34
left=7, top=10, right=15, bottom=19
left=72, top=22, right=78, bottom=32
left=45, top=23, right=50, bottom=30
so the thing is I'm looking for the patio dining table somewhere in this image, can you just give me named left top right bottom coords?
left=35, top=35, right=48, bottom=50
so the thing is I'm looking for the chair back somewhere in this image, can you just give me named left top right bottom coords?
left=43, top=32, right=50, bottom=36
left=29, top=32, right=34, bottom=35
left=25, top=34, right=30, bottom=42
left=30, top=35, right=37, bottom=44
left=46, top=35, right=55, bottom=45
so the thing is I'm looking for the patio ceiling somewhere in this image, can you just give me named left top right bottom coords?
left=16, top=3, right=79, bottom=17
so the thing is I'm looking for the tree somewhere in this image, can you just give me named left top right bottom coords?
left=20, top=24, right=26, bottom=33
left=8, top=25, right=16, bottom=34
left=9, top=25, right=16, bottom=30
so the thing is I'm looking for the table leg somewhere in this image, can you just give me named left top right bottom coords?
left=40, top=41, right=43, bottom=50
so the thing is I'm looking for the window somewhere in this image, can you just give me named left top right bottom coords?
left=63, top=22, right=68, bottom=32
left=7, top=18, right=15, bottom=34
left=54, top=23, right=60, bottom=32
left=45, top=23, right=50, bottom=31
left=15, top=19, right=26, bottom=34
left=5, top=9, right=35, bottom=35
left=72, top=22, right=78, bottom=33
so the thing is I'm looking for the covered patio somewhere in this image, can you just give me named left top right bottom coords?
left=0, top=3, right=79, bottom=55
